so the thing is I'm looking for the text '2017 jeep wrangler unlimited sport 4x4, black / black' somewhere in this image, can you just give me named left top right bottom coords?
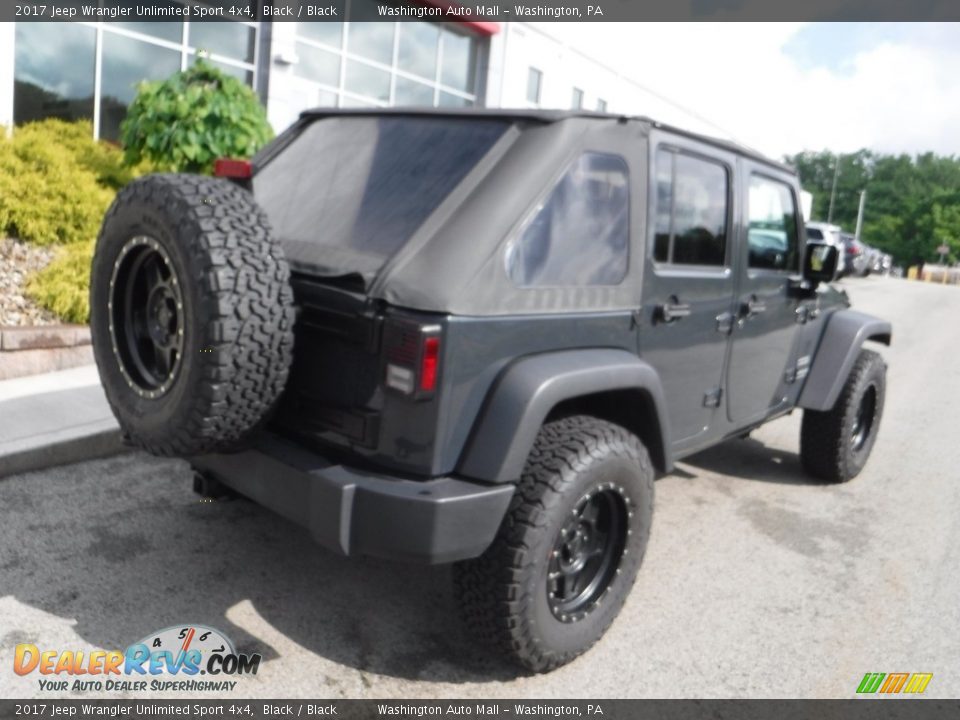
left=89, top=109, right=891, bottom=672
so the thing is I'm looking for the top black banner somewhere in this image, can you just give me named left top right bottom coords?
left=4, top=0, right=960, bottom=23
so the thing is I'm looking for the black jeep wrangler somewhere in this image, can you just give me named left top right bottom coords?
left=90, top=109, right=891, bottom=672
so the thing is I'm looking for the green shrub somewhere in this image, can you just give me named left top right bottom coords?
left=14, top=119, right=141, bottom=190
left=0, top=120, right=116, bottom=245
left=121, top=59, right=273, bottom=174
left=26, top=238, right=95, bottom=324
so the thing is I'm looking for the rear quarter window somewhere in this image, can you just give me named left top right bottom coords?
left=505, top=152, right=629, bottom=287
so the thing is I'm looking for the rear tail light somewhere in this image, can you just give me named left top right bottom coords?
left=420, top=336, right=440, bottom=392
left=384, top=321, right=442, bottom=399
left=213, top=158, right=253, bottom=179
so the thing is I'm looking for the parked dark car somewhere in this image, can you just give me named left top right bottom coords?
left=88, top=109, right=891, bottom=673
left=841, top=232, right=871, bottom=277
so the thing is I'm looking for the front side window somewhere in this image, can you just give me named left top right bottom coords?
left=653, top=149, right=728, bottom=266
left=505, top=152, right=629, bottom=287
left=747, top=175, right=800, bottom=271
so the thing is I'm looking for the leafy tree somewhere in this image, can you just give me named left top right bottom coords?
left=120, top=59, right=273, bottom=174
left=786, top=148, right=960, bottom=265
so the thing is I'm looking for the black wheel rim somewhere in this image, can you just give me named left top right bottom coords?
left=851, top=385, right=877, bottom=452
left=547, top=485, right=630, bottom=623
left=108, top=236, right=184, bottom=399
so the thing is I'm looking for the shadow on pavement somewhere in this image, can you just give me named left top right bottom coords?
left=678, top=436, right=814, bottom=486
left=0, top=453, right=520, bottom=685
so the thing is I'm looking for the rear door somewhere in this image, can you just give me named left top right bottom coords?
left=639, top=133, right=737, bottom=450
left=726, top=162, right=805, bottom=426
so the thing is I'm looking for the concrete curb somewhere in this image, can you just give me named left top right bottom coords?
left=0, top=423, right=126, bottom=479
left=0, top=374, right=126, bottom=479
left=0, top=325, right=95, bottom=381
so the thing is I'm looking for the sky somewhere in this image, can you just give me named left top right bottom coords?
left=536, top=22, right=960, bottom=160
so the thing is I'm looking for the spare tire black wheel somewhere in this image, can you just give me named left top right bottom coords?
left=90, top=174, right=296, bottom=456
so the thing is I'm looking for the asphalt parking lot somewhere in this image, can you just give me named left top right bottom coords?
left=1, top=275, right=958, bottom=699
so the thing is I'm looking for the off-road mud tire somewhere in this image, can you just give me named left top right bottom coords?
left=453, top=416, right=654, bottom=673
left=90, top=174, right=295, bottom=456
left=800, top=349, right=886, bottom=482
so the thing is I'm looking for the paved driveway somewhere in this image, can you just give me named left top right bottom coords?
left=1, top=276, right=958, bottom=699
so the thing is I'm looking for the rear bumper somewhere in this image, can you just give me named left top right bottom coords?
left=191, top=434, right=514, bottom=564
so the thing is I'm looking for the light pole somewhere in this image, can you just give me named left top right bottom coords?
left=827, top=154, right=840, bottom=225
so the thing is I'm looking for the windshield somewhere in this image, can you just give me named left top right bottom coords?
left=254, top=116, right=509, bottom=280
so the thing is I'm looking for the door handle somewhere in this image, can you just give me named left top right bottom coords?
left=740, top=295, right=767, bottom=319
left=656, top=298, right=692, bottom=323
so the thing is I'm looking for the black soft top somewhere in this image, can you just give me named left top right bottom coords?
left=294, top=107, right=794, bottom=174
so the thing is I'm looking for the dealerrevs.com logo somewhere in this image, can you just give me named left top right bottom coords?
left=14, top=625, right=261, bottom=693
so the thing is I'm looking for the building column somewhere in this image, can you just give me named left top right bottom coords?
left=0, top=22, right=15, bottom=131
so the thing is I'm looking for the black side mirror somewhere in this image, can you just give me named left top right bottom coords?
left=803, top=242, right=839, bottom=285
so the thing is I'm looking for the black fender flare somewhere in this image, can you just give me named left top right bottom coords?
left=798, top=309, right=892, bottom=412
left=456, top=349, right=672, bottom=484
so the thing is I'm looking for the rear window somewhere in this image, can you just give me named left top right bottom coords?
left=806, top=227, right=824, bottom=240
left=254, top=116, right=508, bottom=278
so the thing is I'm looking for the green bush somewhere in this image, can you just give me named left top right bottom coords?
left=121, top=59, right=273, bottom=174
left=26, top=238, right=95, bottom=324
left=0, top=120, right=117, bottom=246
left=14, top=118, right=141, bottom=189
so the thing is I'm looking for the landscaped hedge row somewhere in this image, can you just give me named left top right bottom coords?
left=0, top=119, right=140, bottom=323
left=3, top=61, right=274, bottom=325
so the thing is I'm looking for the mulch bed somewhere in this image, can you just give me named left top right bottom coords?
left=0, top=237, right=58, bottom=327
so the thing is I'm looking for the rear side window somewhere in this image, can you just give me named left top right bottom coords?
left=254, top=117, right=508, bottom=277
left=747, top=175, right=800, bottom=271
left=505, top=152, right=629, bottom=287
left=652, top=149, right=728, bottom=266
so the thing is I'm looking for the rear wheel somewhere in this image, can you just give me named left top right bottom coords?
left=453, top=416, right=654, bottom=672
left=800, top=349, right=886, bottom=482
left=90, top=174, right=295, bottom=456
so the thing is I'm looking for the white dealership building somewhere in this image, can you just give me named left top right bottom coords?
left=0, top=4, right=704, bottom=140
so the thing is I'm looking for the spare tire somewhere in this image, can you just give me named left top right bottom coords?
left=90, top=174, right=295, bottom=456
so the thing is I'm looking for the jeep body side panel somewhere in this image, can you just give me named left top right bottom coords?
left=457, top=349, right=672, bottom=484
left=798, top=308, right=892, bottom=411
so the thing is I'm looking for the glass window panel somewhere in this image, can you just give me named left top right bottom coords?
left=440, top=30, right=475, bottom=92
left=395, top=77, right=435, bottom=106
left=671, top=154, right=727, bottom=266
left=297, top=21, right=343, bottom=48
left=438, top=92, right=472, bottom=107
left=526, top=67, right=542, bottom=103
left=14, top=23, right=96, bottom=124
left=345, top=61, right=390, bottom=103
left=653, top=150, right=673, bottom=263
left=189, top=22, right=255, bottom=63
left=115, top=14, right=182, bottom=43
left=340, top=95, right=377, bottom=108
left=317, top=89, right=338, bottom=106
left=254, top=117, right=508, bottom=275
left=748, top=176, right=799, bottom=271
left=346, top=3, right=395, bottom=65
left=100, top=33, right=182, bottom=141
left=506, top=153, right=630, bottom=287
left=295, top=41, right=340, bottom=86
left=398, top=23, right=439, bottom=81
left=189, top=54, right=253, bottom=85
